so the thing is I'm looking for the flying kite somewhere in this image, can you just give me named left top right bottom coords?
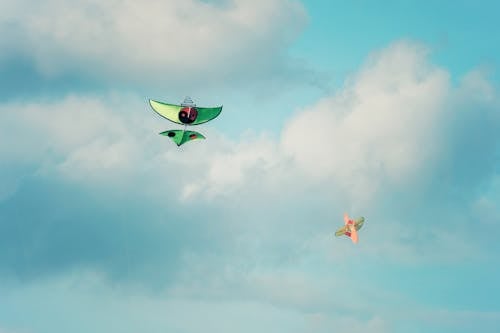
left=149, top=96, right=222, bottom=146
left=335, top=213, right=365, bottom=244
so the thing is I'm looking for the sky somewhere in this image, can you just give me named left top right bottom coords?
left=0, top=1, right=499, bottom=332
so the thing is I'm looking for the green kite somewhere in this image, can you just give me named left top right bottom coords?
left=160, top=130, right=206, bottom=146
left=149, top=96, right=222, bottom=147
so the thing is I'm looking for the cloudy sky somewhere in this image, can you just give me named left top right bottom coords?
left=1, top=1, right=499, bottom=332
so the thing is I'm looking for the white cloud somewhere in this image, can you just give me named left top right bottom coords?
left=0, top=95, right=129, bottom=156
left=281, top=41, right=452, bottom=201
left=2, top=39, right=497, bottom=204
left=164, top=40, right=498, bottom=269
left=0, top=40, right=470, bottom=203
left=0, top=94, right=157, bottom=200
left=0, top=0, right=307, bottom=87
left=175, top=40, right=498, bottom=208
left=0, top=40, right=498, bottom=272
left=179, top=131, right=287, bottom=200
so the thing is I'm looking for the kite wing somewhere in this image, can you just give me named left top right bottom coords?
left=350, top=227, right=359, bottom=243
left=160, top=130, right=205, bottom=146
left=354, top=217, right=365, bottom=231
left=149, top=99, right=222, bottom=125
left=149, top=100, right=183, bottom=124
left=344, top=213, right=350, bottom=225
left=193, top=106, right=223, bottom=124
left=335, top=226, right=347, bottom=237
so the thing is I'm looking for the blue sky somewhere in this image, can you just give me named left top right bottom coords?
left=0, top=1, right=499, bottom=332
